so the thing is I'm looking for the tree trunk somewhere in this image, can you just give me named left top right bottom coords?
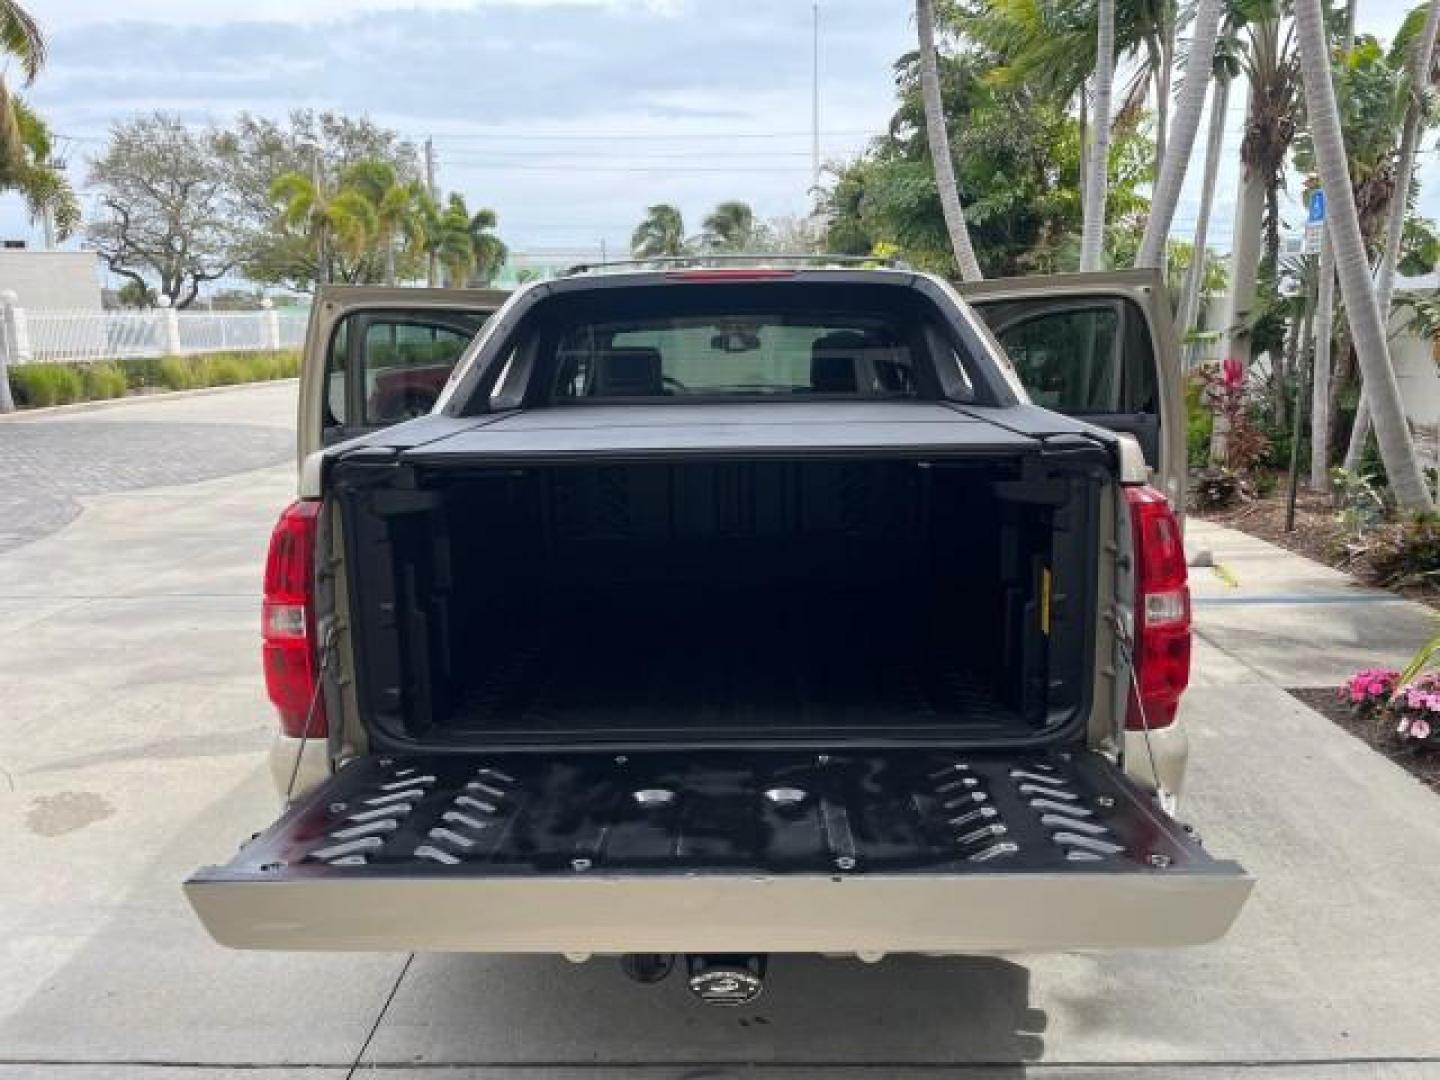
left=1080, top=0, right=1114, bottom=272
left=316, top=230, right=330, bottom=287
left=1342, top=0, right=1439, bottom=472
left=1078, top=85, right=1089, bottom=218
left=384, top=241, right=397, bottom=287
left=1219, top=124, right=1269, bottom=366
left=1311, top=238, right=1337, bottom=487
left=1262, top=181, right=1282, bottom=280
left=1147, top=39, right=1168, bottom=180
left=1159, top=9, right=1174, bottom=166
left=1310, top=1, right=1360, bottom=490
left=1136, top=0, right=1223, bottom=270
left=916, top=0, right=983, bottom=282
left=1295, top=0, right=1432, bottom=509
left=1177, top=71, right=1230, bottom=352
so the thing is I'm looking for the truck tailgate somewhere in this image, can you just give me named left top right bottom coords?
left=186, top=750, right=1251, bottom=953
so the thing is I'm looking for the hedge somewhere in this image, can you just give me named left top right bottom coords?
left=7, top=350, right=301, bottom=409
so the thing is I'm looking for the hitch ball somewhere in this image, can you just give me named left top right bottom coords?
left=685, top=953, right=767, bottom=1007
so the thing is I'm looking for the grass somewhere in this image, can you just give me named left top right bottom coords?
left=7, top=350, right=301, bottom=409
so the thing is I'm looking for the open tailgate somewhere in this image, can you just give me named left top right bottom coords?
left=187, top=749, right=1250, bottom=953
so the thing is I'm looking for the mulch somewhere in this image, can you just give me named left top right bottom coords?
left=1288, top=688, right=1440, bottom=792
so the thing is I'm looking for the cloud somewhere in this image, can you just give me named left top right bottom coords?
left=37, top=0, right=683, bottom=31
left=13, top=1, right=905, bottom=251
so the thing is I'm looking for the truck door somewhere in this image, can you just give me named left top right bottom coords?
left=296, top=285, right=508, bottom=467
left=960, top=269, right=1185, bottom=509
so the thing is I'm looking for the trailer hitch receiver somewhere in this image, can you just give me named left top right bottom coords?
left=685, top=953, right=767, bottom=1006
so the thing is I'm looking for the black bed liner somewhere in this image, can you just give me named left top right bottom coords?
left=442, top=586, right=1024, bottom=742
left=209, top=748, right=1223, bottom=878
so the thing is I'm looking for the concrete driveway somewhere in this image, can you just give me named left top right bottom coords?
left=2, top=383, right=1439, bottom=1079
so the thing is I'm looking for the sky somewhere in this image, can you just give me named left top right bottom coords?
left=6, top=0, right=1436, bottom=274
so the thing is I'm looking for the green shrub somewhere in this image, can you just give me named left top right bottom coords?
left=201, top=355, right=250, bottom=385
left=9, top=364, right=84, bottom=407
left=1191, top=467, right=1242, bottom=511
left=82, top=362, right=129, bottom=400
left=8, top=348, right=302, bottom=408
left=118, top=357, right=164, bottom=389
left=1185, top=371, right=1214, bottom=468
left=155, top=356, right=201, bottom=390
left=1364, top=514, right=1440, bottom=587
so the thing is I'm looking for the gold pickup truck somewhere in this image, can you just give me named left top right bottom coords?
left=186, top=261, right=1248, bottom=1006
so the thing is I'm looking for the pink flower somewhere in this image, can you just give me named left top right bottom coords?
left=1412, top=718, right=1432, bottom=740
left=1221, top=357, right=1245, bottom=390
left=1397, top=717, right=1412, bottom=735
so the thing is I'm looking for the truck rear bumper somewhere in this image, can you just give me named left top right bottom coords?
left=187, top=868, right=1251, bottom=954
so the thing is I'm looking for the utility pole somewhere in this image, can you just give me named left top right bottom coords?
left=811, top=0, right=820, bottom=198
left=311, top=154, right=328, bottom=286
left=425, top=137, right=440, bottom=287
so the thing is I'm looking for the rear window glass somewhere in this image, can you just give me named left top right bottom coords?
left=549, top=313, right=919, bottom=399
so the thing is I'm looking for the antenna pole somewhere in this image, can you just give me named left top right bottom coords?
left=811, top=0, right=820, bottom=196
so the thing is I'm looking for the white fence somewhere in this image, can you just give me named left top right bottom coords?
left=0, top=305, right=310, bottom=364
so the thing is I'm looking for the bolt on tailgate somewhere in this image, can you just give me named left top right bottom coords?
left=186, top=749, right=1251, bottom=953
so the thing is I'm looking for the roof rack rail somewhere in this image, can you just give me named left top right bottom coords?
left=562, top=252, right=912, bottom=276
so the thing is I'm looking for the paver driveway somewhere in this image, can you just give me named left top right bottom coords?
left=1, top=383, right=1439, bottom=1079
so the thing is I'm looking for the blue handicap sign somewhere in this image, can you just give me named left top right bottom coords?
left=1308, top=189, right=1326, bottom=223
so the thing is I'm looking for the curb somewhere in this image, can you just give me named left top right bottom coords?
left=0, top=378, right=299, bottom=421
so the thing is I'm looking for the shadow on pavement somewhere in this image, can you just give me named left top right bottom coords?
left=3, top=756, right=1045, bottom=1071
left=358, top=951, right=1045, bottom=1071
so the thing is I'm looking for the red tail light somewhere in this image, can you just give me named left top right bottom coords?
left=262, top=500, right=326, bottom=738
left=1124, top=486, right=1191, bottom=731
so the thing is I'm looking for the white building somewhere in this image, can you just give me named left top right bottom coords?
left=0, top=249, right=102, bottom=310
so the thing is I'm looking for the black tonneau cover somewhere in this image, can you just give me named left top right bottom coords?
left=338, top=401, right=1115, bottom=467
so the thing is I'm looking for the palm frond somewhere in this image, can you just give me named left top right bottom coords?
left=0, top=1, right=45, bottom=84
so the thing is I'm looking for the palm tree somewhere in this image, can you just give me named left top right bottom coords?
left=1177, top=30, right=1242, bottom=347
left=1079, top=0, right=1115, bottom=272
left=916, top=0, right=983, bottom=281
left=3, top=98, right=78, bottom=244
left=0, top=1, right=43, bottom=170
left=437, top=194, right=477, bottom=286
left=1344, top=0, right=1440, bottom=471
left=1217, top=4, right=1301, bottom=377
left=343, top=160, right=423, bottom=286
left=701, top=200, right=759, bottom=252
left=464, top=205, right=507, bottom=285
left=1295, top=0, right=1432, bottom=509
left=416, top=192, right=444, bottom=287
left=957, top=0, right=1177, bottom=181
left=270, top=169, right=377, bottom=286
left=1136, top=0, right=1224, bottom=269
left=1309, top=2, right=1358, bottom=489
left=0, top=3, right=73, bottom=248
left=0, top=0, right=48, bottom=415
left=631, top=203, right=687, bottom=258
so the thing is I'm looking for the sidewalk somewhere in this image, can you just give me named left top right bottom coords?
left=1187, top=517, right=1435, bottom=688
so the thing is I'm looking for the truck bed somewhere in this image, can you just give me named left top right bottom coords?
left=444, top=586, right=1023, bottom=741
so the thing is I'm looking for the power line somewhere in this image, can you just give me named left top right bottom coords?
left=428, top=129, right=872, bottom=143
left=437, top=163, right=814, bottom=173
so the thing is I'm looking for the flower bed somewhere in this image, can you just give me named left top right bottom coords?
left=1293, top=665, right=1440, bottom=793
